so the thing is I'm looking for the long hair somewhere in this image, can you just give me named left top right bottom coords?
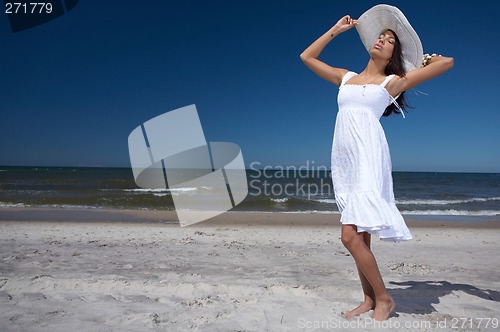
left=383, top=29, right=410, bottom=116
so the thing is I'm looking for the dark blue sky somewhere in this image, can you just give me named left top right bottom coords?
left=1, top=1, right=499, bottom=172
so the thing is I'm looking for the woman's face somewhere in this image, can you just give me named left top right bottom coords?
left=370, top=30, right=396, bottom=60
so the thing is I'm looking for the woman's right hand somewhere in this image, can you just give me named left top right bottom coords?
left=334, top=15, right=358, bottom=34
left=300, top=14, right=358, bottom=86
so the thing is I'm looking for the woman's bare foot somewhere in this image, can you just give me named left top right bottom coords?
left=343, top=300, right=375, bottom=320
left=371, top=295, right=395, bottom=321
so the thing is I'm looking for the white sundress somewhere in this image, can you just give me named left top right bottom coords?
left=331, top=71, right=412, bottom=242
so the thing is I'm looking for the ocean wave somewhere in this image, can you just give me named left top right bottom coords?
left=282, top=210, right=339, bottom=214
left=270, top=198, right=289, bottom=203
left=122, top=187, right=198, bottom=193
left=401, top=209, right=500, bottom=216
left=122, top=188, right=168, bottom=193
left=0, top=202, right=103, bottom=210
left=310, top=197, right=500, bottom=206
left=397, top=197, right=500, bottom=205
left=311, top=198, right=336, bottom=204
left=262, top=196, right=500, bottom=207
left=153, top=193, right=169, bottom=197
left=1, top=201, right=498, bottom=217
left=261, top=208, right=499, bottom=217
left=38, top=204, right=101, bottom=209
left=0, top=202, right=29, bottom=208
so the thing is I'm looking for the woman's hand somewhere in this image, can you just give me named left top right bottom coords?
left=300, top=14, right=358, bottom=86
left=333, top=15, right=358, bottom=34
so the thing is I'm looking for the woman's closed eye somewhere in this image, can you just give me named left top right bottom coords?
left=379, top=34, right=395, bottom=44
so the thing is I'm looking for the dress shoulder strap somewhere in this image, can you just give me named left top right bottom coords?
left=382, top=74, right=405, bottom=118
left=380, top=74, right=396, bottom=88
left=340, top=71, right=357, bottom=87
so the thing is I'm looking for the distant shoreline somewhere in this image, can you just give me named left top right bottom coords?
left=1, top=165, right=499, bottom=174
left=1, top=207, right=499, bottom=228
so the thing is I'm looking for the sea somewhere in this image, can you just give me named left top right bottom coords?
left=0, top=166, right=499, bottom=221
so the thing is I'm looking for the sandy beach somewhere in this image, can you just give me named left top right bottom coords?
left=1, top=208, right=499, bottom=331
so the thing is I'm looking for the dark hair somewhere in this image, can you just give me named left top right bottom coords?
left=383, top=29, right=411, bottom=117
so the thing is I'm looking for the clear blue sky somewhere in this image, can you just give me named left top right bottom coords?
left=1, top=1, right=499, bottom=172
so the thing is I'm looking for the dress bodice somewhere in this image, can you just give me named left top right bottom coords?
left=337, top=71, right=397, bottom=119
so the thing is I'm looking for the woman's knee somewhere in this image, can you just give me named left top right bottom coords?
left=341, top=225, right=361, bottom=249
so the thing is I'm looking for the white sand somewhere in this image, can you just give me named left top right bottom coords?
left=0, top=209, right=499, bottom=331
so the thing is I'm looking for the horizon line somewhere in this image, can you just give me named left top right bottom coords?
left=0, top=165, right=499, bottom=175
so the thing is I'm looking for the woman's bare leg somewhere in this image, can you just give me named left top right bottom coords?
left=341, top=225, right=395, bottom=320
left=343, top=232, right=376, bottom=319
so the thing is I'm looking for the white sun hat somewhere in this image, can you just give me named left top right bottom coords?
left=356, top=4, right=424, bottom=72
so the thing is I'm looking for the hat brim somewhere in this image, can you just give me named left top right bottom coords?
left=356, top=4, right=423, bottom=72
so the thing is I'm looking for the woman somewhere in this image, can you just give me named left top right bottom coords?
left=300, top=5, right=453, bottom=321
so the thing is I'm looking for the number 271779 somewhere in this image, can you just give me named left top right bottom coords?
left=5, top=2, right=53, bottom=14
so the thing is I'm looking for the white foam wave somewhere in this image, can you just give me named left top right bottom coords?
left=311, top=198, right=336, bottom=204
left=401, top=209, right=500, bottom=216
left=0, top=202, right=28, bottom=208
left=282, top=210, right=339, bottom=214
left=280, top=196, right=500, bottom=207
left=0, top=203, right=101, bottom=210
left=397, top=197, right=500, bottom=205
left=200, top=186, right=213, bottom=190
left=123, top=187, right=198, bottom=193
left=39, top=204, right=101, bottom=209
left=167, top=187, right=200, bottom=192
left=271, top=198, right=289, bottom=203
left=123, top=188, right=168, bottom=193
left=235, top=209, right=499, bottom=217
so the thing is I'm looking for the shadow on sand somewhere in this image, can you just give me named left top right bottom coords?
left=387, top=280, right=500, bottom=315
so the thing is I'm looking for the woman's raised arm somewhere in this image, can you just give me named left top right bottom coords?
left=300, top=15, right=358, bottom=86
left=387, top=54, right=454, bottom=97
